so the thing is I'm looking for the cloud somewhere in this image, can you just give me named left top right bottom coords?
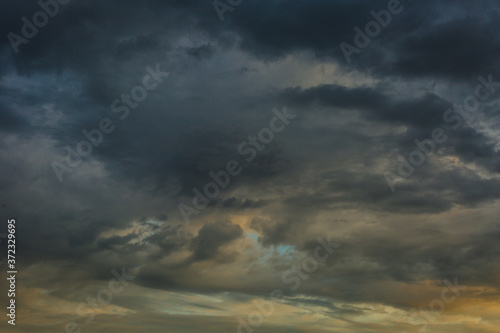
left=189, top=220, right=243, bottom=262
left=1, top=1, right=499, bottom=332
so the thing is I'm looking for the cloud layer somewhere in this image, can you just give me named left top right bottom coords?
left=0, top=0, right=499, bottom=332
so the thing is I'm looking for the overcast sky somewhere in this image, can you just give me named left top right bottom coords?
left=1, top=0, right=500, bottom=332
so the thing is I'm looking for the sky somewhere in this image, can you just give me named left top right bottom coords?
left=0, top=0, right=500, bottom=332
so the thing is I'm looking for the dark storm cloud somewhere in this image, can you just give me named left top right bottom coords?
left=450, top=126, right=500, bottom=172
left=97, top=233, right=137, bottom=250
left=251, top=216, right=294, bottom=247
left=186, top=43, right=216, bottom=60
left=218, top=0, right=500, bottom=80
left=3, top=0, right=499, bottom=82
left=280, top=84, right=451, bottom=129
left=280, top=83, right=500, bottom=173
left=388, top=14, right=500, bottom=80
left=0, top=100, right=28, bottom=131
left=0, top=2, right=499, bottom=330
left=251, top=166, right=499, bottom=251
left=189, top=220, right=243, bottom=262
left=0, top=0, right=496, bottom=252
left=148, top=224, right=189, bottom=257
left=331, top=225, right=500, bottom=288
left=214, top=197, right=270, bottom=209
